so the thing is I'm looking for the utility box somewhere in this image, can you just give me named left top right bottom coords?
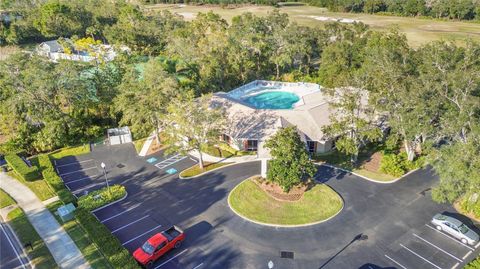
left=57, top=203, right=76, bottom=222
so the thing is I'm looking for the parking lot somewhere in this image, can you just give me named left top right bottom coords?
left=54, top=146, right=202, bottom=268
left=52, top=144, right=480, bottom=269
left=0, top=221, right=30, bottom=269
left=54, top=156, right=104, bottom=197
left=384, top=220, right=480, bottom=269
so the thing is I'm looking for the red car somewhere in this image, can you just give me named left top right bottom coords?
left=133, top=226, right=185, bottom=268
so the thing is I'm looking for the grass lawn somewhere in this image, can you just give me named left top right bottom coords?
left=7, top=208, right=58, bottom=269
left=229, top=179, right=343, bottom=225
left=47, top=201, right=112, bottom=269
left=147, top=4, right=480, bottom=47
left=49, top=144, right=90, bottom=160
left=0, top=188, right=16, bottom=208
left=202, top=143, right=256, bottom=158
left=180, top=162, right=233, bottom=178
left=353, top=168, right=396, bottom=182
left=314, top=146, right=398, bottom=182
left=7, top=171, right=55, bottom=201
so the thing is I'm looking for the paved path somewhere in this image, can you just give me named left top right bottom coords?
left=0, top=172, right=91, bottom=269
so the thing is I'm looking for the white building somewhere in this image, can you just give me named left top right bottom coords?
left=211, top=80, right=349, bottom=159
left=36, top=39, right=127, bottom=63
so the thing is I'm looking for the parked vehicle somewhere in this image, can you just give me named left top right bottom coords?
left=431, top=213, right=479, bottom=245
left=133, top=226, right=185, bottom=268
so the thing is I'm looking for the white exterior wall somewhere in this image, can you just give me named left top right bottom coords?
left=316, top=140, right=333, bottom=153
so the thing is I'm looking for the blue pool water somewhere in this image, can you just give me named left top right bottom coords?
left=243, top=91, right=300, bottom=109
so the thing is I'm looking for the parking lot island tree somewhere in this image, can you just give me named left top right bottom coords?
left=264, top=126, right=316, bottom=192
left=163, top=92, right=226, bottom=170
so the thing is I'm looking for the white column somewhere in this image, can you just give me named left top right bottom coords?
left=261, top=158, right=268, bottom=178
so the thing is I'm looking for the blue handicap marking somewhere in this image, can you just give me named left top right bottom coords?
left=166, top=168, right=177, bottom=174
left=146, top=157, right=157, bottom=164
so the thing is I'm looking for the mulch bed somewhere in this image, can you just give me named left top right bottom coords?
left=146, top=139, right=166, bottom=155
left=252, top=176, right=310, bottom=202
left=361, top=151, right=382, bottom=172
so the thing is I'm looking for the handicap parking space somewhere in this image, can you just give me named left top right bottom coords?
left=384, top=223, right=480, bottom=269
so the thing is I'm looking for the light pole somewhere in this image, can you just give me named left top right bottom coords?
left=100, top=162, right=110, bottom=194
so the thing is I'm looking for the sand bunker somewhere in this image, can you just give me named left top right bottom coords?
left=304, top=15, right=360, bottom=24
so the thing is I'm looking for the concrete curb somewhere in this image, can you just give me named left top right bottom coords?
left=90, top=192, right=128, bottom=213
left=317, top=163, right=420, bottom=184
left=179, top=159, right=260, bottom=179
left=227, top=177, right=344, bottom=228
left=178, top=163, right=236, bottom=179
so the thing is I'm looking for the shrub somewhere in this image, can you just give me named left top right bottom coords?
left=464, top=256, right=480, bottom=269
left=380, top=152, right=425, bottom=177
left=75, top=208, right=139, bottom=269
left=380, top=153, right=406, bottom=177
left=38, top=154, right=76, bottom=205
left=5, top=154, right=41, bottom=181
left=77, top=185, right=126, bottom=211
left=461, top=193, right=480, bottom=219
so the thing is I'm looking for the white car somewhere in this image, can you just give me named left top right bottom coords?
left=431, top=213, right=479, bottom=245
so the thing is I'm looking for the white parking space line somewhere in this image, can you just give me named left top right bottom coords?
left=0, top=223, right=27, bottom=269
left=384, top=255, right=407, bottom=269
left=475, top=241, right=480, bottom=249
left=63, top=175, right=99, bottom=185
left=112, top=215, right=150, bottom=233
left=72, top=182, right=105, bottom=195
left=154, top=154, right=187, bottom=169
left=56, top=159, right=93, bottom=168
left=154, top=248, right=188, bottom=269
left=100, top=206, right=139, bottom=223
left=425, top=224, right=475, bottom=251
left=121, top=224, right=163, bottom=246
left=59, top=166, right=97, bottom=176
left=400, top=244, right=442, bottom=269
left=413, top=233, right=462, bottom=262
left=192, top=263, right=204, bottom=269
left=462, top=250, right=472, bottom=260
left=451, top=262, right=460, bottom=269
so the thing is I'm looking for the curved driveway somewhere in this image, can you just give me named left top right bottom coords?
left=62, top=144, right=478, bottom=269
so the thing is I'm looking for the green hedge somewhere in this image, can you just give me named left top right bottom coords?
left=465, top=255, right=480, bottom=269
left=78, top=185, right=126, bottom=211
left=5, top=154, right=41, bottom=181
left=38, top=154, right=76, bottom=205
left=75, top=208, right=140, bottom=269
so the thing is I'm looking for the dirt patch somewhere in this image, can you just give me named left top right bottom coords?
left=252, top=176, right=310, bottom=202
left=146, top=138, right=167, bottom=155
left=360, top=151, right=382, bottom=172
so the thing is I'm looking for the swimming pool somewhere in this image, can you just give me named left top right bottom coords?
left=242, top=91, right=300, bottom=109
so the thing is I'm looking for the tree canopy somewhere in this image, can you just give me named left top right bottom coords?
left=264, top=126, right=317, bottom=192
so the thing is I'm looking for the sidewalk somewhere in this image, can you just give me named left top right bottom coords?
left=189, top=150, right=259, bottom=163
left=0, top=172, right=91, bottom=269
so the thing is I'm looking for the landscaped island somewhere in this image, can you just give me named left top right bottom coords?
left=228, top=177, right=343, bottom=226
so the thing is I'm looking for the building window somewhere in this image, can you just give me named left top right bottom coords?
left=307, top=141, right=316, bottom=153
left=246, top=140, right=258, bottom=151
left=221, top=134, right=231, bottom=144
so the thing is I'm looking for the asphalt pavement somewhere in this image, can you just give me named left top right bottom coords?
left=0, top=220, right=30, bottom=269
left=55, top=143, right=480, bottom=269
